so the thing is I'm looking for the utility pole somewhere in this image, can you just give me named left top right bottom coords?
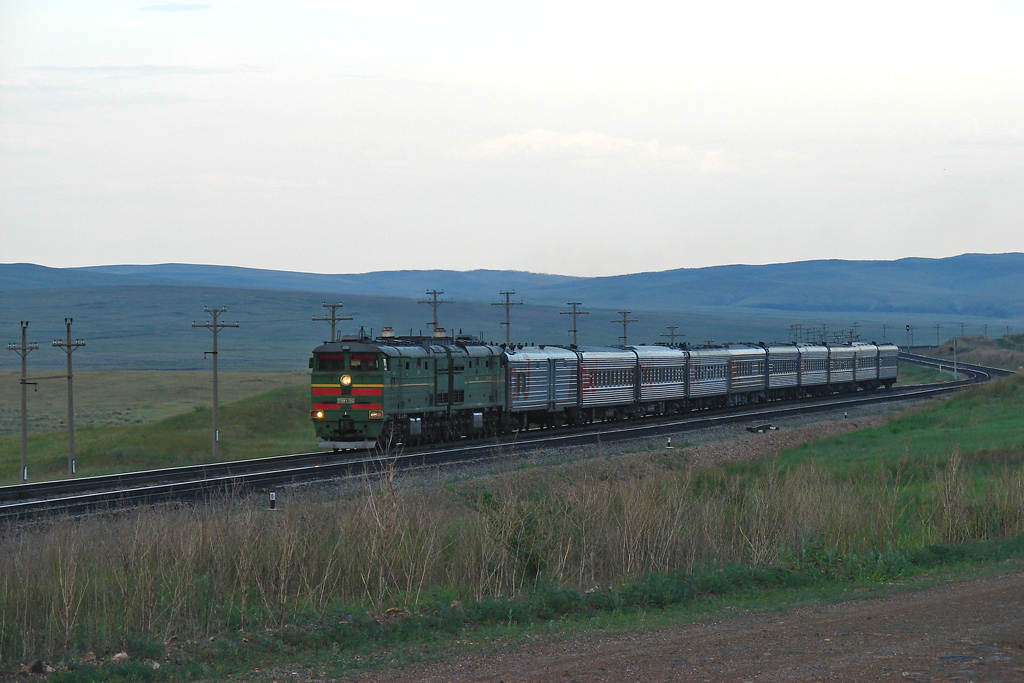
left=193, top=307, right=239, bottom=461
left=959, top=322, right=966, bottom=338
left=312, top=302, right=352, bottom=342
left=881, top=323, right=888, bottom=342
left=661, top=325, right=683, bottom=346
left=418, top=290, right=450, bottom=335
left=935, top=324, right=941, bottom=346
left=983, top=324, right=988, bottom=338
left=7, top=322, right=38, bottom=483
left=852, top=322, right=859, bottom=342
left=613, top=311, right=638, bottom=346
left=52, top=318, right=85, bottom=476
left=560, top=301, right=589, bottom=346
left=490, top=290, right=523, bottom=346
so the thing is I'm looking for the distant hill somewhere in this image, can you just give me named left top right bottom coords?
left=59, top=253, right=1024, bottom=319
left=2, top=254, right=1021, bottom=371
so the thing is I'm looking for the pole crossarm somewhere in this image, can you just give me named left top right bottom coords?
left=418, top=290, right=452, bottom=334
left=661, top=325, right=684, bottom=346
left=612, top=311, right=638, bottom=346
left=559, top=301, right=589, bottom=346
left=192, top=307, right=239, bottom=461
left=491, top=290, right=523, bottom=346
left=312, top=302, right=352, bottom=342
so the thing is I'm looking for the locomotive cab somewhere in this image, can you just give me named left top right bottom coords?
left=310, top=340, right=385, bottom=450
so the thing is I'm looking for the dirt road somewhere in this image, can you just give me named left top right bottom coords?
left=352, top=570, right=1024, bottom=683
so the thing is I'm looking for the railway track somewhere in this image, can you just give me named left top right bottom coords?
left=0, top=353, right=1011, bottom=523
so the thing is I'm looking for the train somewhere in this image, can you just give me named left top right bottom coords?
left=309, top=328, right=899, bottom=451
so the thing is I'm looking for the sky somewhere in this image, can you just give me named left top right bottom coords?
left=2, top=1, right=1023, bottom=277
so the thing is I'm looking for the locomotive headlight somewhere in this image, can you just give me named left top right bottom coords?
left=340, top=374, right=352, bottom=386
left=368, top=410, right=384, bottom=420
left=310, top=410, right=325, bottom=420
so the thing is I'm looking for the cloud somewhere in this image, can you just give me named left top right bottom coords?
left=199, top=174, right=328, bottom=189
left=29, top=64, right=268, bottom=78
left=474, top=128, right=691, bottom=161
left=138, top=3, right=212, bottom=11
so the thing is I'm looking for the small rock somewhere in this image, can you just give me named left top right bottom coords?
left=111, top=651, right=129, bottom=664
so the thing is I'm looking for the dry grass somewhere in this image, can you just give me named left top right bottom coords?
left=3, top=444, right=1022, bottom=663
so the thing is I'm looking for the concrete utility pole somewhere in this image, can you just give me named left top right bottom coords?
left=312, top=302, right=352, bottom=342
left=560, top=301, right=589, bottom=346
left=935, top=324, right=941, bottom=346
left=983, top=324, right=988, bottom=338
left=852, top=322, right=860, bottom=342
left=882, top=323, right=888, bottom=342
left=418, top=290, right=451, bottom=335
left=959, top=322, right=966, bottom=338
left=193, top=307, right=239, bottom=461
left=52, top=318, right=85, bottom=476
left=490, top=290, right=523, bottom=346
left=613, top=311, right=638, bottom=346
left=661, top=325, right=683, bottom=346
left=7, top=322, right=38, bottom=482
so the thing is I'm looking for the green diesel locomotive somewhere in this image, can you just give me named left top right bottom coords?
left=310, top=330, right=505, bottom=450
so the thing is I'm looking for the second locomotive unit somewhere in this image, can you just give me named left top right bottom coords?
left=310, top=328, right=898, bottom=451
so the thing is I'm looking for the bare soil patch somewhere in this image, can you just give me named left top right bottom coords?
left=349, top=569, right=1024, bottom=683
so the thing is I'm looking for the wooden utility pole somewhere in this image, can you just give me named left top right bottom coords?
left=560, top=301, right=589, bottom=346
left=193, top=307, right=239, bottom=461
left=7, top=322, right=38, bottom=482
left=661, top=325, right=683, bottom=346
left=613, top=311, right=638, bottom=346
left=312, top=302, right=352, bottom=342
left=491, top=290, right=523, bottom=346
left=418, top=290, right=450, bottom=335
left=52, top=318, right=85, bottom=476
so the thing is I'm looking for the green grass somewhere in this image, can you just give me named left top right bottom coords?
left=6, top=375, right=1024, bottom=679
left=0, top=383, right=315, bottom=483
left=779, top=374, right=1024, bottom=476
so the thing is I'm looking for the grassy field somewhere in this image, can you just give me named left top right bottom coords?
left=2, top=372, right=1024, bottom=678
left=925, top=334, right=1024, bottom=373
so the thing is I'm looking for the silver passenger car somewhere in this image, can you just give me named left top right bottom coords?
left=796, top=344, right=829, bottom=389
left=504, top=346, right=579, bottom=413
left=766, top=344, right=800, bottom=393
left=578, top=347, right=638, bottom=408
left=828, top=345, right=856, bottom=384
left=852, top=343, right=879, bottom=383
left=634, top=345, right=688, bottom=404
left=877, top=343, right=899, bottom=384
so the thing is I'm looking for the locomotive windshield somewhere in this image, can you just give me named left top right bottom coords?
left=349, top=353, right=380, bottom=371
left=316, top=353, right=344, bottom=371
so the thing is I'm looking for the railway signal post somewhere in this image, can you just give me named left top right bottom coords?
left=193, top=307, right=239, bottom=461
left=52, top=318, right=85, bottom=476
left=7, top=322, right=39, bottom=482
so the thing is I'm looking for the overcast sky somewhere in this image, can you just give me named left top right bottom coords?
left=2, top=1, right=1022, bottom=277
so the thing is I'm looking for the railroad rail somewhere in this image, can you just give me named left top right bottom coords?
left=0, top=353, right=1010, bottom=523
